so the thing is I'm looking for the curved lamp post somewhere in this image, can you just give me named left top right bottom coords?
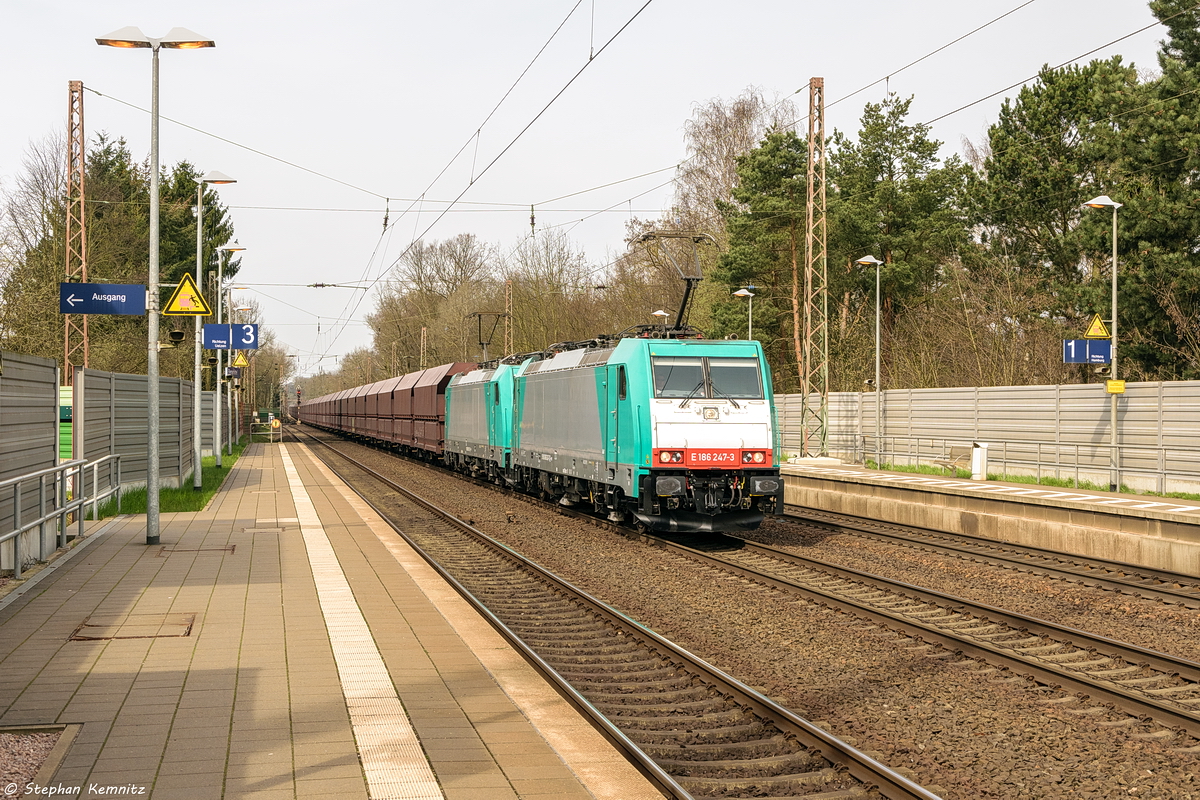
left=856, top=256, right=884, bottom=466
left=1083, top=194, right=1122, bottom=492
left=215, top=241, right=246, bottom=466
left=97, top=26, right=214, bottom=544
left=732, top=287, right=755, bottom=340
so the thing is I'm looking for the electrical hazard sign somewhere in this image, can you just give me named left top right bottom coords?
left=231, top=351, right=249, bottom=368
left=163, top=274, right=212, bottom=316
left=1083, top=314, right=1110, bottom=339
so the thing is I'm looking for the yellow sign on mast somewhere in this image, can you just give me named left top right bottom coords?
left=163, top=274, right=212, bottom=316
left=1084, top=314, right=1110, bottom=339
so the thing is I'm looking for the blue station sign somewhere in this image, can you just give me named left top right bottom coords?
left=59, top=283, right=147, bottom=316
left=203, top=323, right=259, bottom=350
left=1063, top=338, right=1112, bottom=364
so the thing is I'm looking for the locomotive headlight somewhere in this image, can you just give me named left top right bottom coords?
left=658, top=450, right=684, bottom=464
left=702, top=407, right=719, bottom=420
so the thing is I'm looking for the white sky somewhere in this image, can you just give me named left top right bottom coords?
left=1, top=1, right=1166, bottom=377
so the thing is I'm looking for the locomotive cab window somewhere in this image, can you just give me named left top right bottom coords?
left=651, top=356, right=763, bottom=400
left=708, top=358, right=763, bottom=399
left=652, top=357, right=704, bottom=398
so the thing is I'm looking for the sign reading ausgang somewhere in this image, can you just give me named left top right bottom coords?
left=59, top=283, right=147, bottom=316
left=203, top=323, right=259, bottom=350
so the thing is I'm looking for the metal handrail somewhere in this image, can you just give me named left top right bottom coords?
left=250, top=421, right=278, bottom=443
left=2, top=455, right=122, bottom=580
left=86, top=454, right=123, bottom=520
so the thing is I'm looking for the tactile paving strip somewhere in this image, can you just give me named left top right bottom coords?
left=280, top=446, right=444, bottom=800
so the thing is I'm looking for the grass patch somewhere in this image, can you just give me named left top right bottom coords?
left=861, top=459, right=1200, bottom=501
left=865, top=460, right=972, bottom=479
left=86, top=439, right=248, bottom=520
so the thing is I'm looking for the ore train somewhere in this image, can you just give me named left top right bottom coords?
left=298, top=329, right=783, bottom=533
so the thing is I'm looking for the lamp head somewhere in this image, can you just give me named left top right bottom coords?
left=1083, top=195, right=1122, bottom=210
left=158, top=28, right=215, bottom=48
left=200, top=170, right=236, bottom=185
left=733, top=288, right=755, bottom=298
left=856, top=255, right=883, bottom=267
left=96, top=26, right=214, bottom=49
left=220, top=240, right=246, bottom=253
left=96, top=27, right=151, bottom=47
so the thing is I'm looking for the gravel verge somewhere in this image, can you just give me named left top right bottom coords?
left=0, top=731, right=61, bottom=790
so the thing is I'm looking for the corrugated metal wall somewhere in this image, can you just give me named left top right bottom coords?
left=74, top=368, right=195, bottom=491
left=778, top=380, right=1200, bottom=490
left=0, top=351, right=59, bottom=540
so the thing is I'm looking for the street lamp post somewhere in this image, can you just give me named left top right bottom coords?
left=97, top=26, right=214, bottom=545
left=732, top=287, right=755, bottom=340
left=215, top=242, right=245, bottom=466
left=192, top=171, right=235, bottom=490
left=856, top=256, right=884, bottom=467
left=1083, top=195, right=1123, bottom=492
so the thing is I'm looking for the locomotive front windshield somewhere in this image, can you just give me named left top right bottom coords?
left=652, top=356, right=764, bottom=400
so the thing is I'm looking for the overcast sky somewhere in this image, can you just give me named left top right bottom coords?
left=1, top=1, right=1166, bottom=377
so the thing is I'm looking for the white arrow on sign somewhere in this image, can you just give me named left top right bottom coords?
left=66, top=294, right=82, bottom=307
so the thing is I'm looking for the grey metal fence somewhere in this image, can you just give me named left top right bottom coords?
left=0, top=351, right=59, bottom=546
left=778, top=380, right=1200, bottom=493
left=73, top=367, right=195, bottom=491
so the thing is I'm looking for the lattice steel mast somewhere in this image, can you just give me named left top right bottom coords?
left=65, top=80, right=88, bottom=384
left=802, top=77, right=829, bottom=456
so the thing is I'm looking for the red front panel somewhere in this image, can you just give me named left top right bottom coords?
left=652, top=448, right=774, bottom=469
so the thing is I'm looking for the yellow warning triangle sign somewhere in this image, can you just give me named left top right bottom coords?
left=162, top=274, right=212, bottom=316
left=232, top=351, right=249, bottom=368
left=1083, top=314, right=1110, bottom=339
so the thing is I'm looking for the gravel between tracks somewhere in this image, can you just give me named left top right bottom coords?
left=328, top=438, right=1200, bottom=799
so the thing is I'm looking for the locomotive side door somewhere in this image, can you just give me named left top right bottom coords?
left=604, top=363, right=631, bottom=479
left=604, top=365, right=620, bottom=477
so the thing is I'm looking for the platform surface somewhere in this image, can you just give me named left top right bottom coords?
left=0, top=442, right=662, bottom=800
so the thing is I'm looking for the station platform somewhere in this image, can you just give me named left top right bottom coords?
left=0, top=443, right=662, bottom=800
left=782, top=460, right=1200, bottom=577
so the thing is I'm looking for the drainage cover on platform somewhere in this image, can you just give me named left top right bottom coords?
left=70, top=612, right=195, bottom=640
left=157, top=545, right=236, bottom=556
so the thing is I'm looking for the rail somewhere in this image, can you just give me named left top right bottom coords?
left=861, top=435, right=1200, bottom=493
left=1, top=455, right=122, bottom=580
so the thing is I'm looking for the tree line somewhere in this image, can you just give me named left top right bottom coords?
left=0, top=134, right=292, bottom=411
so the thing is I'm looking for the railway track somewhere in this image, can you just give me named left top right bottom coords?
left=287, top=426, right=943, bottom=799
left=781, top=506, right=1200, bottom=608
left=653, top=531, right=1200, bottom=745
